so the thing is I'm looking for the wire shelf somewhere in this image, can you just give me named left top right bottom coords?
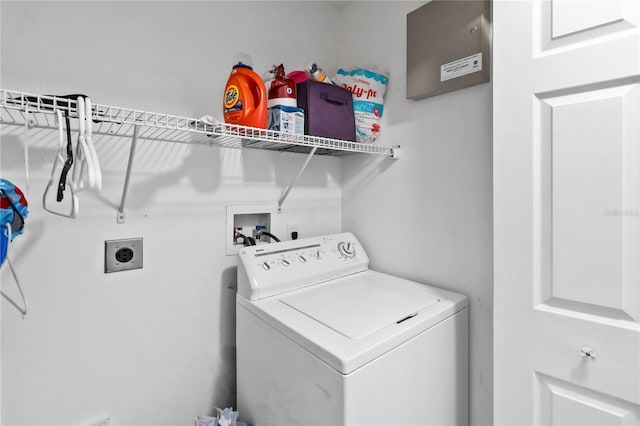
left=0, top=89, right=399, bottom=158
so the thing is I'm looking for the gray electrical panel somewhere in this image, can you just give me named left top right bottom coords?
left=407, top=0, right=491, bottom=100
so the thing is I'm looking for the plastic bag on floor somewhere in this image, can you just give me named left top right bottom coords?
left=195, top=407, right=244, bottom=426
left=195, top=416, right=219, bottom=426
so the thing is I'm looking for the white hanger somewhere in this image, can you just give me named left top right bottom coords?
left=42, top=110, right=79, bottom=218
left=71, top=96, right=96, bottom=190
left=84, top=97, right=102, bottom=192
left=0, top=224, right=27, bottom=317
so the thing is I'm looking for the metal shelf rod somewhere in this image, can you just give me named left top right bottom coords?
left=278, top=146, right=318, bottom=213
left=117, top=125, right=139, bottom=224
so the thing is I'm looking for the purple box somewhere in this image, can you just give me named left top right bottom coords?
left=296, top=80, right=356, bottom=141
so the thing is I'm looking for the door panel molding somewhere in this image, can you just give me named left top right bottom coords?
left=533, top=81, right=639, bottom=322
left=534, top=0, right=639, bottom=55
left=535, top=372, right=640, bottom=426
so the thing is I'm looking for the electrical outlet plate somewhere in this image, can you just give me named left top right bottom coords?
left=287, top=223, right=299, bottom=239
left=105, top=238, right=143, bottom=273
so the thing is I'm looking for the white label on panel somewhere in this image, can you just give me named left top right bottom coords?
left=440, top=53, right=482, bottom=82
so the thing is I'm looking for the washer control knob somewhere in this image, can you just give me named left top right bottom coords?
left=338, top=241, right=356, bottom=258
left=299, top=255, right=307, bottom=263
left=262, top=262, right=271, bottom=271
left=281, top=259, right=290, bottom=267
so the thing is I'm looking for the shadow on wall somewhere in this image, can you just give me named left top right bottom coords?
left=0, top=128, right=223, bottom=210
left=242, top=148, right=341, bottom=188
left=0, top=130, right=59, bottom=174
left=126, top=143, right=222, bottom=209
left=210, top=265, right=239, bottom=412
left=1, top=123, right=342, bottom=215
left=342, top=154, right=397, bottom=196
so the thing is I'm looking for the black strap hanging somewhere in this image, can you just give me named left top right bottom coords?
left=56, top=110, right=74, bottom=202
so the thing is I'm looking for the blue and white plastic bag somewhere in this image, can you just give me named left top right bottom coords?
left=333, top=67, right=389, bottom=144
left=0, top=178, right=28, bottom=267
left=0, top=178, right=28, bottom=240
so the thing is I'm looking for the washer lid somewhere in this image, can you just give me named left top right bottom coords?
left=238, top=270, right=469, bottom=374
left=280, top=272, right=439, bottom=340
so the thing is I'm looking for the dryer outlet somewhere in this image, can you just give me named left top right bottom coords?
left=105, top=238, right=143, bottom=273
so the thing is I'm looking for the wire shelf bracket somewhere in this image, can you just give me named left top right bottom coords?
left=278, top=146, right=318, bottom=213
left=117, top=125, right=139, bottom=224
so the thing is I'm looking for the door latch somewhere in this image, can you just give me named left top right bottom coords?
left=580, top=346, right=597, bottom=361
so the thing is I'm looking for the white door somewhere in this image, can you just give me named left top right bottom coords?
left=494, top=0, right=640, bottom=424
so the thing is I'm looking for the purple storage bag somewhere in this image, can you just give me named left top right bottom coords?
left=296, top=80, right=356, bottom=141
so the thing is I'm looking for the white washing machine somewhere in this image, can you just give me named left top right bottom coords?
left=236, top=233, right=469, bottom=426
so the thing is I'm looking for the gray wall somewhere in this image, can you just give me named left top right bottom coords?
left=337, top=3, right=493, bottom=425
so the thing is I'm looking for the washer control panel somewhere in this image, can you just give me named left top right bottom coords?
left=237, top=232, right=369, bottom=300
left=250, top=239, right=359, bottom=273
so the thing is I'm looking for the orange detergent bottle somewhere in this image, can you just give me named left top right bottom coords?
left=223, top=57, right=267, bottom=129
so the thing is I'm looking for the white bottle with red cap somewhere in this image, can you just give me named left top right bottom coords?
left=267, top=64, right=297, bottom=108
